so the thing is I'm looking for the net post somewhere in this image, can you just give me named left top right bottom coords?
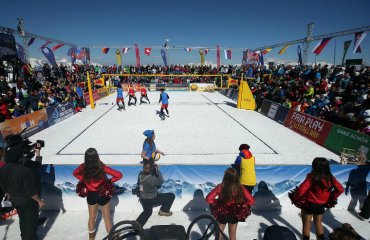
left=87, top=71, right=95, bottom=109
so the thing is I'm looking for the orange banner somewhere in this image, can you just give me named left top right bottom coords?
left=0, top=109, right=49, bottom=138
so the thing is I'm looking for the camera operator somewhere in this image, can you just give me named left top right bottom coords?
left=136, top=161, right=175, bottom=227
left=0, top=136, right=45, bottom=240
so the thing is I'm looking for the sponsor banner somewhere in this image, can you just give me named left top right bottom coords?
left=97, top=87, right=109, bottom=98
left=0, top=109, right=49, bottom=138
left=284, top=109, right=333, bottom=145
left=219, top=89, right=238, bottom=102
left=46, top=101, right=75, bottom=127
left=260, top=100, right=290, bottom=125
left=324, top=124, right=370, bottom=159
left=122, top=83, right=146, bottom=92
left=191, top=83, right=215, bottom=91
left=260, top=99, right=272, bottom=116
left=41, top=164, right=367, bottom=212
left=84, top=89, right=100, bottom=105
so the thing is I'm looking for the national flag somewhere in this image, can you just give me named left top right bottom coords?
left=102, top=48, right=109, bottom=54
left=298, top=45, right=302, bottom=66
left=224, top=49, right=231, bottom=60
left=116, top=49, right=122, bottom=66
left=40, top=41, right=52, bottom=49
left=122, top=47, right=129, bottom=54
left=17, top=23, right=25, bottom=36
left=199, top=49, right=205, bottom=65
left=353, top=31, right=367, bottom=54
left=259, top=52, right=264, bottom=66
left=16, top=43, right=27, bottom=63
left=28, top=37, right=36, bottom=46
left=312, top=38, right=332, bottom=55
left=217, top=45, right=220, bottom=69
left=52, top=43, right=64, bottom=51
left=252, top=51, right=260, bottom=57
left=161, top=49, right=168, bottom=67
left=135, top=44, right=141, bottom=67
left=342, top=40, right=352, bottom=65
left=144, top=48, right=152, bottom=56
left=278, top=44, right=290, bottom=55
left=184, top=48, right=191, bottom=52
left=204, top=49, right=209, bottom=55
left=262, top=48, right=272, bottom=55
left=41, top=47, right=57, bottom=66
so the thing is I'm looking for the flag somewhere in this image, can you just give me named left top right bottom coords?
left=217, top=45, right=220, bottom=69
left=83, top=48, right=90, bottom=65
left=41, top=47, right=57, bottom=66
left=52, top=43, right=64, bottom=51
left=312, top=38, right=332, bottom=55
left=122, top=47, right=129, bottom=54
left=67, top=47, right=76, bottom=64
left=116, top=49, right=122, bottom=66
left=161, top=49, right=168, bottom=67
left=199, top=49, right=205, bottom=65
left=204, top=49, right=209, bottom=55
left=28, top=37, right=35, bottom=46
left=135, top=44, right=140, bottom=67
left=278, top=44, right=290, bottom=55
left=16, top=43, right=27, bottom=63
left=184, top=48, right=191, bottom=52
left=144, top=48, right=152, bottom=56
left=298, top=45, right=302, bottom=66
left=342, top=40, right=352, bottom=65
left=259, top=52, right=264, bottom=66
left=102, top=48, right=109, bottom=54
left=242, top=50, right=248, bottom=65
left=17, top=23, right=25, bottom=37
left=353, top=31, right=367, bottom=54
left=40, top=41, right=52, bottom=49
left=252, top=51, right=260, bottom=57
left=224, top=49, right=231, bottom=60
left=262, top=48, right=272, bottom=55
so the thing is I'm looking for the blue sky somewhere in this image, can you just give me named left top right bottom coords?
left=1, top=0, right=370, bottom=66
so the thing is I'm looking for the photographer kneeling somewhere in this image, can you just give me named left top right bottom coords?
left=136, top=161, right=175, bottom=227
left=0, top=135, right=45, bottom=240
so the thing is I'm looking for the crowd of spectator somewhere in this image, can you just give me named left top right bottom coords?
left=1, top=60, right=369, bottom=135
left=246, top=64, right=369, bottom=134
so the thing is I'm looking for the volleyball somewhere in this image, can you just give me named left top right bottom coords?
left=152, top=152, right=161, bottom=161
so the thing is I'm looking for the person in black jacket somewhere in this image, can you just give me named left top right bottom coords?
left=136, top=162, right=175, bottom=227
left=0, top=137, right=45, bottom=240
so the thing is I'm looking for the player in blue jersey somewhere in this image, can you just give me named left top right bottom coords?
left=159, top=89, right=170, bottom=118
left=116, top=84, right=126, bottom=111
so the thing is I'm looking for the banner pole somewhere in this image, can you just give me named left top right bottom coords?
left=87, top=72, right=95, bottom=109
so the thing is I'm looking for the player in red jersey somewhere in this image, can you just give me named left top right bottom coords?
left=128, top=87, right=137, bottom=106
left=140, top=87, right=150, bottom=104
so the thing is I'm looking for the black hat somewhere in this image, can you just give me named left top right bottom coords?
left=239, top=144, right=250, bottom=151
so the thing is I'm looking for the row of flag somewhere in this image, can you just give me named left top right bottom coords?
left=20, top=30, right=367, bottom=68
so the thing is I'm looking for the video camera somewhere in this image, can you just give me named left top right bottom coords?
left=4, top=132, right=44, bottom=161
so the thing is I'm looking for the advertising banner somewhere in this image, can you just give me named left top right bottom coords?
left=260, top=100, right=290, bottom=125
left=41, top=164, right=368, bottom=212
left=324, top=124, right=370, bottom=159
left=46, top=101, right=75, bottom=127
left=97, top=87, right=109, bottom=98
left=0, top=109, right=49, bottom=138
left=84, top=89, right=100, bottom=105
left=284, top=109, right=333, bottom=145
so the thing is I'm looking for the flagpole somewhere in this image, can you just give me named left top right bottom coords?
left=333, top=39, right=336, bottom=66
left=315, top=55, right=317, bottom=66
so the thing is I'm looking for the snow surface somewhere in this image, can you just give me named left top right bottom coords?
left=30, top=91, right=339, bottom=165
left=2, top=91, right=365, bottom=240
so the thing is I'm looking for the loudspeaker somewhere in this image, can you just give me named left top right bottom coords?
left=149, top=225, right=186, bottom=240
